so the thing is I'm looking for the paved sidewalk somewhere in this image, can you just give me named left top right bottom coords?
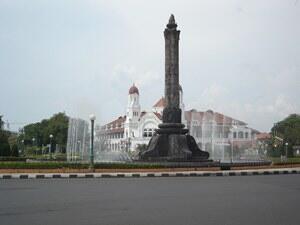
left=1, top=167, right=299, bottom=179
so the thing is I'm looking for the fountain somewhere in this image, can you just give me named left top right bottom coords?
left=66, top=117, right=131, bottom=163
left=188, top=109, right=267, bottom=163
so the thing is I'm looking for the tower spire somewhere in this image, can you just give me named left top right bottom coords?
left=167, top=14, right=177, bottom=29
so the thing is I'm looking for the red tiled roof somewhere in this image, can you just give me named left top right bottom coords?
left=256, top=132, right=271, bottom=140
left=153, top=97, right=165, bottom=107
left=101, top=116, right=126, bottom=130
left=184, top=110, right=246, bottom=126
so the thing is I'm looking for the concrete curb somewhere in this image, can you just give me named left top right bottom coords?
left=1, top=168, right=300, bottom=179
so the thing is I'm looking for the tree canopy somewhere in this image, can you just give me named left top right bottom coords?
left=271, top=114, right=300, bottom=156
left=19, top=112, right=69, bottom=152
left=0, top=115, right=11, bottom=156
left=0, top=115, right=4, bottom=130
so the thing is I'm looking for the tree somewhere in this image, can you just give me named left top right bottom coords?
left=19, top=112, right=69, bottom=155
left=0, top=130, right=10, bottom=156
left=11, top=144, right=19, bottom=157
left=0, top=115, right=4, bottom=130
left=0, top=115, right=11, bottom=156
left=271, top=114, right=300, bottom=157
left=46, top=112, right=68, bottom=152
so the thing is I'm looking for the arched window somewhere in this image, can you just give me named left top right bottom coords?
left=143, top=123, right=156, bottom=138
left=148, top=129, right=153, bottom=137
left=238, top=131, right=244, bottom=139
left=233, top=132, right=237, bottom=139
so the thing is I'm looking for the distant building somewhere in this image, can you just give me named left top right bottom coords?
left=292, top=145, right=300, bottom=156
left=254, top=132, right=271, bottom=154
left=97, top=84, right=259, bottom=160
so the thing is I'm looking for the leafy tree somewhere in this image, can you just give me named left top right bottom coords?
left=0, top=115, right=11, bottom=156
left=11, top=144, right=19, bottom=157
left=0, top=115, right=4, bottom=130
left=19, top=112, right=69, bottom=155
left=271, top=114, right=300, bottom=157
left=0, top=130, right=10, bottom=156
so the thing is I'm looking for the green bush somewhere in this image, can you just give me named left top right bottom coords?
left=271, top=157, right=300, bottom=165
left=0, top=157, right=27, bottom=162
left=0, top=143, right=10, bottom=156
left=0, top=161, right=165, bottom=169
left=0, top=162, right=86, bottom=169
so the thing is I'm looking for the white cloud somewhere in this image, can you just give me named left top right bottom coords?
left=1, top=0, right=299, bottom=131
left=111, top=64, right=160, bottom=88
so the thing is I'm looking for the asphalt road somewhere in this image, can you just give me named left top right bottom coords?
left=0, top=175, right=299, bottom=225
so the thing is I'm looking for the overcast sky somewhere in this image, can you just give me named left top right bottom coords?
left=1, top=0, right=299, bottom=132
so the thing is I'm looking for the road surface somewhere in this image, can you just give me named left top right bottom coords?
left=0, top=175, right=299, bottom=225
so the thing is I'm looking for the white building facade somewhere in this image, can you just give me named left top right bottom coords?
left=98, top=84, right=258, bottom=160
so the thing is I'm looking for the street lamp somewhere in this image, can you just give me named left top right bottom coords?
left=32, top=138, right=36, bottom=155
left=21, top=140, right=24, bottom=155
left=89, top=114, right=96, bottom=170
left=230, top=132, right=234, bottom=164
left=285, top=142, right=288, bottom=162
left=49, top=134, right=53, bottom=160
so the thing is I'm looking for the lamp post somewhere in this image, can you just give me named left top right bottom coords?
left=32, top=138, right=36, bottom=155
left=21, top=140, right=24, bottom=156
left=230, top=133, right=234, bottom=164
left=89, top=114, right=96, bottom=170
left=285, top=142, right=288, bottom=162
left=49, top=134, right=53, bottom=160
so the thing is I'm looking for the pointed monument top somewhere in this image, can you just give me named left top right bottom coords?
left=169, top=14, right=175, bottom=24
left=167, top=14, right=177, bottom=29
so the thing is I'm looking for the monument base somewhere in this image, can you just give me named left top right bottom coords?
left=140, top=123, right=209, bottom=161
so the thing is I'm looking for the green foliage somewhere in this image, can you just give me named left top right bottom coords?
left=11, top=144, right=19, bottom=157
left=0, top=115, right=4, bottom=130
left=271, top=114, right=300, bottom=157
left=0, top=157, right=26, bottom=162
left=0, top=130, right=10, bottom=156
left=19, top=112, right=69, bottom=154
left=0, top=162, right=165, bottom=169
left=271, top=157, right=300, bottom=165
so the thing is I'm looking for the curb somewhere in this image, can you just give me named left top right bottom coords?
left=1, top=168, right=300, bottom=179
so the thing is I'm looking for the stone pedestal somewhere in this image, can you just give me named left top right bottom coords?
left=141, top=123, right=209, bottom=161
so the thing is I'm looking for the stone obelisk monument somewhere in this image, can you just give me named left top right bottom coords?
left=141, top=15, right=209, bottom=161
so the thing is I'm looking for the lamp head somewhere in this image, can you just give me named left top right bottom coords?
left=89, top=114, right=96, bottom=121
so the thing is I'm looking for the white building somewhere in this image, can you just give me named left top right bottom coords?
left=98, top=84, right=258, bottom=159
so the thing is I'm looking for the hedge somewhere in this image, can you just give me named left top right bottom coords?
left=271, top=157, right=300, bottom=165
left=0, top=162, right=165, bottom=169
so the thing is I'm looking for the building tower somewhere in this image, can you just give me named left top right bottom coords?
left=124, top=84, right=141, bottom=138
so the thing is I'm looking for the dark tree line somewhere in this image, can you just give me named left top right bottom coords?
left=0, top=115, right=17, bottom=156
left=271, top=114, right=300, bottom=157
left=18, top=112, right=69, bottom=154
